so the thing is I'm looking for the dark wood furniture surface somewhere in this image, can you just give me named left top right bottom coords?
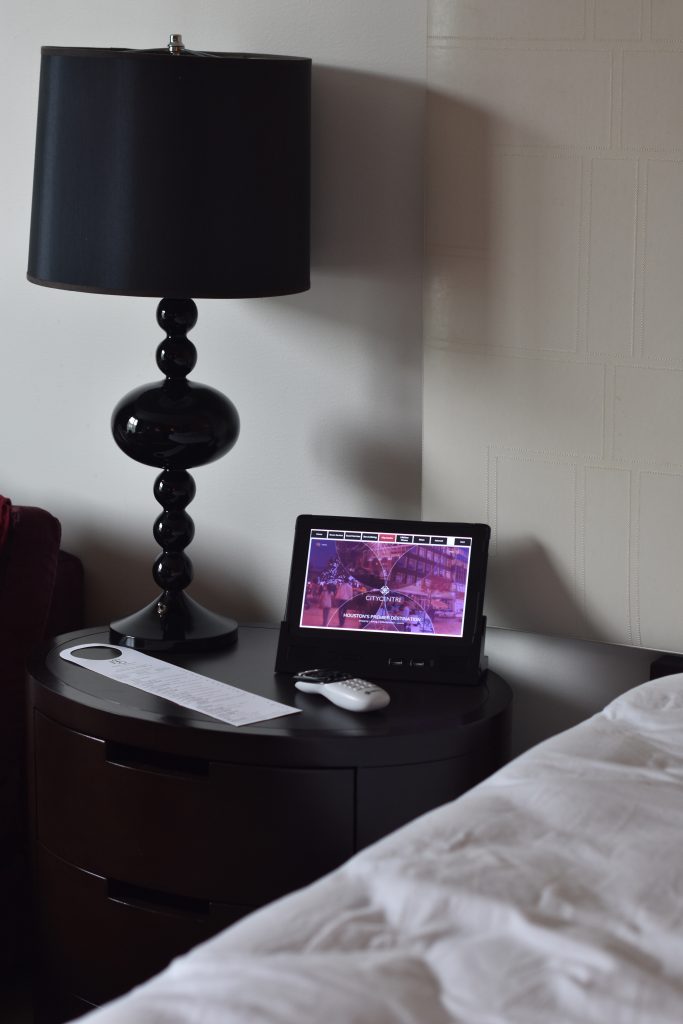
left=28, top=624, right=512, bottom=1023
left=0, top=503, right=83, bottom=983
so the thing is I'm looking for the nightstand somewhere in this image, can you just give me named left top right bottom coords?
left=27, top=625, right=512, bottom=1023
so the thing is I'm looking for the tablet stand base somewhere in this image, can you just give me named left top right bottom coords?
left=275, top=617, right=487, bottom=687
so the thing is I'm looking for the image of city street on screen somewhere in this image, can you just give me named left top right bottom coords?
left=299, top=532, right=472, bottom=638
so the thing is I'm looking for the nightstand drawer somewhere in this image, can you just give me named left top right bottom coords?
left=34, top=711, right=355, bottom=904
left=36, top=845, right=243, bottom=1007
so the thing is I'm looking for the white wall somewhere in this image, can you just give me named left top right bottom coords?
left=419, top=0, right=677, bottom=751
left=424, top=0, right=683, bottom=657
left=3, top=0, right=427, bottom=626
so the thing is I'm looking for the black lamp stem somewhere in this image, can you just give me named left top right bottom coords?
left=109, top=298, right=239, bottom=652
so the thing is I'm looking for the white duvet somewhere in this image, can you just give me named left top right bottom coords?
left=78, top=675, right=683, bottom=1024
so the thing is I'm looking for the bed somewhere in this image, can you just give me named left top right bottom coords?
left=75, top=673, right=683, bottom=1024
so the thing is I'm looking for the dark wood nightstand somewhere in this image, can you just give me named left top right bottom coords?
left=27, top=625, right=512, bottom=1023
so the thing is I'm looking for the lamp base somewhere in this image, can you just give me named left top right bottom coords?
left=110, top=592, right=238, bottom=653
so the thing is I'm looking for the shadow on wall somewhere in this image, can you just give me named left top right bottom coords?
left=275, top=65, right=426, bottom=512
left=426, top=88, right=557, bottom=349
left=486, top=539, right=596, bottom=642
left=426, top=89, right=493, bottom=272
left=74, top=525, right=272, bottom=628
left=264, top=64, right=428, bottom=337
left=66, top=66, right=427, bottom=625
left=308, top=65, right=425, bottom=278
left=316, top=424, right=424, bottom=510
left=295, top=65, right=424, bottom=514
left=425, top=87, right=614, bottom=637
left=423, top=87, right=657, bottom=740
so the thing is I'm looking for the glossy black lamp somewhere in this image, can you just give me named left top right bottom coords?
left=27, top=36, right=311, bottom=652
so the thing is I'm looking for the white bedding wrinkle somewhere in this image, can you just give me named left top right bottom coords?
left=75, top=676, right=683, bottom=1024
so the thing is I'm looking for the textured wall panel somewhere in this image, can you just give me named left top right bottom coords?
left=426, top=90, right=490, bottom=249
left=424, top=349, right=605, bottom=457
left=583, top=467, right=632, bottom=643
left=427, top=155, right=583, bottom=351
left=637, top=472, right=683, bottom=649
left=429, top=46, right=612, bottom=149
left=425, top=252, right=486, bottom=345
left=485, top=456, right=582, bottom=637
left=652, top=0, right=683, bottom=40
left=429, top=0, right=586, bottom=41
left=622, top=52, right=683, bottom=151
left=488, top=152, right=582, bottom=352
left=614, top=366, right=683, bottom=464
left=641, top=159, right=683, bottom=362
left=586, top=158, right=637, bottom=356
left=425, top=0, right=683, bottom=653
left=594, top=0, right=642, bottom=40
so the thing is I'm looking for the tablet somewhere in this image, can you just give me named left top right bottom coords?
left=276, top=515, right=490, bottom=685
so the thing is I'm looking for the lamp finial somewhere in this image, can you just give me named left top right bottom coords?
left=168, top=33, right=184, bottom=54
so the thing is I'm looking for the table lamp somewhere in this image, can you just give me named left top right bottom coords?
left=27, top=36, right=311, bottom=652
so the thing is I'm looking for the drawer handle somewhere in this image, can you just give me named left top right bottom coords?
left=105, top=742, right=209, bottom=779
left=107, top=878, right=210, bottom=918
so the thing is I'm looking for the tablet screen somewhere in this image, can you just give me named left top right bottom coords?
left=298, top=526, right=473, bottom=639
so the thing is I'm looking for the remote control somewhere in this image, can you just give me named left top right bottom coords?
left=293, top=669, right=390, bottom=712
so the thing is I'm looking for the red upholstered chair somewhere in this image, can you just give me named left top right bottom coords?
left=0, top=499, right=84, bottom=976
